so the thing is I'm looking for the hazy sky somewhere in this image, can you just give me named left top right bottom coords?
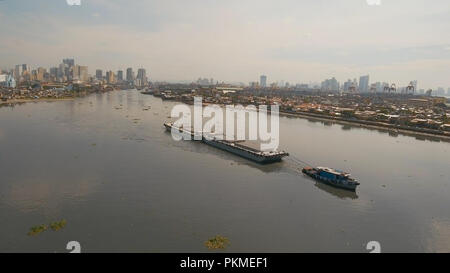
left=0, top=0, right=449, bottom=88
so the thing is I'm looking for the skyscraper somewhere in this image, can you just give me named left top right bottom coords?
left=126, top=68, right=134, bottom=83
left=106, top=71, right=115, bottom=84
left=58, top=63, right=67, bottom=82
left=49, top=67, right=58, bottom=78
left=321, top=77, right=339, bottom=92
left=79, top=66, right=88, bottom=82
left=117, top=70, right=123, bottom=82
left=63, top=58, right=75, bottom=67
left=359, top=75, right=369, bottom=93
left=260, top=75, right=267, bottom=88
left=136, top=68, right=147, bottom=87
left=36, top=67, right=46, bottom=82
left=14, top=64, right=23, bottom=81
left=72, top=65, right=80, bottom=80
left=96, top=69, right=103, bottom=80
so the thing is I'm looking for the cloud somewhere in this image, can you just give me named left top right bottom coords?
left=0, top=0, right=449, bottom=88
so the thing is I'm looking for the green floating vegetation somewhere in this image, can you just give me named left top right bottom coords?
left=50, top=219, right=67, bottom=231
left=205, top=235, right=230, bottom=250
left=27, top=224, right=48, bottom=236
left=28, top=219, right=67, bottom=236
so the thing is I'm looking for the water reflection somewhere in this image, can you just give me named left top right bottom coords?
left=314, top=181, right=359, bottom=200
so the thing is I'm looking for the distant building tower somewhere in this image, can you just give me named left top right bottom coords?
left=96, top=69, right=103, bottom=80
left=343, top=79, right=353, bottom=91
left=78, top=66, right=88, bottom=82
left=106, top=71, right=115, bottom=84
left=359, top=75, right=369, bottom=93
left=260, top=75, right=267, bottom=88
left=36, top=67, right=46, bottom=82
left=49, top=67, right=58, bottom=80
left=136, top=68, right=147, bottom=87
left=63, top=58, right=75, bottom=68
left=117, top=70, right=123, bottom=82
left=6, top=75, right=16, bottom=88
left=321, top=77, right=339, bottom=92
left=126, top=68, right=134, bottom=83
left=14, top=64, right=23, bottom=81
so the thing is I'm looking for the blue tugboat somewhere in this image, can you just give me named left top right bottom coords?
left=302, top=166, right=360, bottom=191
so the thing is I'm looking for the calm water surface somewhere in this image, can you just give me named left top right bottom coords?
left=0, top=90, right=449, bottom=252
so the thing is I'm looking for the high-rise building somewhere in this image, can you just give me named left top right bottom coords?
left=14, top=64, right=23, bottom=81
left=321, top=77, right=339, bottom=91
left=5, top=74, right=16, bottom=88
left=260, top=75, right=267, bottom=88
left=106, top=71, right=115, bottom=84
left=72, top=65, right=88, bottom=82
left=22, top=64, right=30, bottom=74
left=410, top=80, right=418, bottom=92
left=126, top=68, right=134, bottom=83
left=343, top=79, right=353, bottom=91
left=96, top=69, right=103, bottom=80
left=79, top=66, right=88, bottom=82
left=117, top=70, right=123, bottom=82
left=136, top=68, right=147, bottom=87
left=72, top=65, right=80, bottom=80
left=58, top=63, right=67, bottom=82
left=36, top=67, right=46, bottom=82
left=49, top=67, right=58, bottom=78
left=359, top=75, right=369, bottom=93
left=63, top=58, right=75, bottom=67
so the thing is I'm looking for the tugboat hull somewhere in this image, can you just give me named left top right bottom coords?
left=302, top=167, right=359, bottom=191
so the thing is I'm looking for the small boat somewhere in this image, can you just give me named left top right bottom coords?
left=302, top=166, right=360, bottom=191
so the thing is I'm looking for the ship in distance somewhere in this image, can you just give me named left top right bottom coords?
left=164, top=122, right=289, bottom=164
left=302, top=166, right=360, bottom=191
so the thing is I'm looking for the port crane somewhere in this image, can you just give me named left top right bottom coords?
left=389, top=84, right=397, bottom=93
left=405, top=83, right=415, bottom=95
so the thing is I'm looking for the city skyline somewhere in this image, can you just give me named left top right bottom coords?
left=4, top=58, right=450, bottom=95
left=0, top=0, right=449, bottom=88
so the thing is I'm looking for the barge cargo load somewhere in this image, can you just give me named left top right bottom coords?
left=164, top=122, right=289, bottom=164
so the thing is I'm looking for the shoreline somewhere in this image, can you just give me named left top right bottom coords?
left=158, top=96, right=450, bottom=142
left=279, top=111, right=450, bottom=142
left=0, top=97, right=75, bottom=105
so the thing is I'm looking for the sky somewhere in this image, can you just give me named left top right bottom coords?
left=0, top=0, right=449, bottom=89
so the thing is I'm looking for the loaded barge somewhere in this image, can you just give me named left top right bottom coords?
left=164, top=122, right=289, bottom=164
